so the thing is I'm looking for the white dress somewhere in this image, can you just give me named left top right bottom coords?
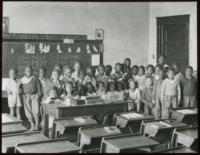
left=5, top=78, right=22, bottom=107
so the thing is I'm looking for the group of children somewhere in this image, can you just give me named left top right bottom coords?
left=5, top=55, right=197, bottom=130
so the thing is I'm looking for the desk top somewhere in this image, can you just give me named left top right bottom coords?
left=2, top=132, right=49, bottom=149
left=81, top=126, right=122, bottom=138
left=2, top=123, right=27, bottom=135
left=117, top=112, right=154, bottom=121
left=104, top=135, right=159, bottom=150
left=176, top=128, right=197, bottom=139
left=2, top=113, right=20, bottom=124
left=16, top=140, right=80, bottom=153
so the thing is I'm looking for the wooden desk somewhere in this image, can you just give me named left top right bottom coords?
left=2, top=122, right=27, bottom=135
left=142, top=119, right=187, bottom=145
left=170, top=107, right=197, bottom=126
left=100, top=134, right=159, bottom=153
left=78, top=125, right=122, bottom=151
left=52, top=116, right=98, bottom=140
left=2, top=131, right=49, bottom=153
left=172, top=126, right=197, bottom=150
left=15, top=138, right=80, bottom=153
left=2, top=113, right=21, bottom=124
left=42, top=101, right=128, bottom=137
left=152, top=146, right=197, bottom=153
left=113, top=112, right=154, bottom=133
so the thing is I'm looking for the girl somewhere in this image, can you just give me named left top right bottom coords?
left=96, top=81, right=108, bottom=101
left=135, top=66, right=146, bottom=91
left=21, top=66, right=42, bottom=131
left=131, top=65, right=139, bottom=80
left=61, top=81, right=76, bottom=106
left=43, top=87, right=60, bottom=104
left=72, top=62, right=81, bottom=82
left=146, top=64, right=155, bottom=78
left=38, top=68, right=51, bottom=101
left=84, top=66, right=97, bottom=88
left=96, top=64, right=109, bottom=86
left=62, top=65, right=74, bottom=85
left=5, top=68, right=22, bottom=120
left=172, top=63, right=184, bottom=82
left=111, top=63, right=124, bottom=82
left=126, top=79, right=141, bottom=112
left=141, top=77, right=154, bottom=116
left=106, top=81, right=122, bottom=102
left=116, top=81, right=125, bottom=101
left=86, top=82, right=97, bottom=96
left=49, top=70, right=63, bottom=97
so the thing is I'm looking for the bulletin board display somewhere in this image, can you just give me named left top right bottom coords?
left=2, top=41, right=103, bottom=78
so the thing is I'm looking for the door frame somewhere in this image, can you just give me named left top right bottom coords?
left=157, top=14, right=190, bottom=65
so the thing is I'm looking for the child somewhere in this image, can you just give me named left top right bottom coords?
left=157, top=55, right=169, bottom=69
left=21, top=66, right=42, bottom=131
left=53, top=64, right=63, bottom=81
left=84, top=66, right=96, bottom=88
left=161, top=68, right=181, bottom=119
left=135, top=66, right=146, bottom=91
left=105, top=65, right=112, bottom=76
left=172, top=63, right=184, bottom=82
left=74, top=70, right=87, bottom=97
left=131, top=65, right=139, bottom=80
left=42, top=87, right=61, bottom=104
left=116, top=81, right=125, bottom=101
left=152, top=69, right=164, bottom=120
left=49, top=70, right=63, bottom=96
left=141, top=77, right=154, bottom=116
left=122, top=58, right=131, bottom=74
left=146, top=64, right=155, bottom=78
left=180, top=66, right=197, bottom=107
left=86, top=82, right=97, bottom=96
left=111, top=63, right=124, bottom=82
left=96, top=64, right=109, bottom=86
left=61, top=81, right=76, bottom=106
left=38, top=68, right=51, bottom=101
left=62, top=65, right=74, bottom=85
left=126, top=79, right=141, bottom=112
left=72, top=62, right=81, bottom=82
left=106, top=81, right=122, bottom=102
left=96, top=81, right=108, bottom=101
left=5, top=68, right=22, bottom=120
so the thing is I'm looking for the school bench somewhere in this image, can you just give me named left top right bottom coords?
left=152, top=145, right=197, bottom=153
left=15, top=138, right=80, bottom=153
left=140, top=119, right=188, bottom=148
left=52, top=115, right=98, bottom=141
left=170, top=107, right=197, bottom=126
left=42, top=101, right=128, bottom=137
left=2, top=131, right=49, bottom=153
left=77, top=125, right=122, bottom=152
left=100, top=134, right=159, bottom=153
left=113, top=112, right=154, bottom=133
left=171, top=126, right=198, bottom=152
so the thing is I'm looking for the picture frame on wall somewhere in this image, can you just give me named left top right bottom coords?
left=3, top=17, right=9, bottom=33
left=95, top=29, right=104, bottom=40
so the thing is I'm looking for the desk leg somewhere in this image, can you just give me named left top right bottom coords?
left=42, top=113, right=49, bottom=137
left=51, top=122, right=56, bottom=139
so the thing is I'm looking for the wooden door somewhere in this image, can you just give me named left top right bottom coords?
left=157, top=15, right=189, bottom=72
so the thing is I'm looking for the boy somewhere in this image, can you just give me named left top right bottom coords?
left=122, top=58, right=131, bottom=74
left=105, top=65, right=112, bottom=76
left=141, top=77, right=154, bottom=116
left=38, top=68, right=51, bottom=101
left=146, top=64, right=155, bottom=78
left=152, top=68, right=164, bottom=120
left=62, top=65, right=74, bottom=85
left=96, top=64, right=109, bottom=86
left=172, top=63, right=184, bottom=82
left=135, top=66, right=146, bottom=91
left=111, top=63, right=124, bottom=82
left=5, top=68, right=22, bottom=119
left=84, top=66, right=97, bottom=88
left=54, top=64, right=63, bottom=81
left=161, top=68, right=181, bottom=119
left=180, top=66, right=197, bottom=107
left=21, top=66, right=42, bottom=130
left=131, top=65, right=139, bottom=80
left=157, top=55, right=169, bottom=69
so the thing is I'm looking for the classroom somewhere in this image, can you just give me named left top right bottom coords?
left=2, top=1, right=198, bottom=153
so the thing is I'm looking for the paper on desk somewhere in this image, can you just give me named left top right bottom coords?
left=159, top=121, right=172, bottom=127
left=176, top=109, right=197, bottom=114
left=121, top=113, right=144, bottom=119
left=91, top=54, right=100, bottom=66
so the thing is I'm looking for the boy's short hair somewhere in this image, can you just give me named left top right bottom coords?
left=115, top=63, right=121, bottom=67
left=24, top=65, right=32, bottom=71
left=186, top=66, right=193, bottom=72
left=155, top=64, right=163, bottom=70
left=39, top=67, right=46, bottom=72
left=125, top=58, right=131, bottom=62
left=98, top=64, right=105, bottom=70
left=9, top=68, right=17, bottom=73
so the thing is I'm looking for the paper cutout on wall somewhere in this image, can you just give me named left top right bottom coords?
left=10, top=48, right=14, bottom=54
left=76, top=46, right=81, bottom=53
left=91, top=54, right=100, bottom=66
left=57, top=44, right=63, bottom=54
left=25, top=43, right=35, bottom=54
left=86, top=44, right=91, bottom=54
left=93, top=45, right=98, bottom=53
left=39, top=43, right=50, bottom=53
left=68, top=47, right=72, bottom=53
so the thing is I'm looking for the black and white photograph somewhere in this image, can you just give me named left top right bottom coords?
left=1, top=1, right=198, bottom=153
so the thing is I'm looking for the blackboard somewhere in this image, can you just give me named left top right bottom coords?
left=2, top=41, right=103, bottom=78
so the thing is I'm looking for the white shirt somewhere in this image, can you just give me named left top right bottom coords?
left=128, top=88, right=140, bottom=103
left=5, top=78, right=21, bottom=94
left=135, top=75, right=146, bottom=91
